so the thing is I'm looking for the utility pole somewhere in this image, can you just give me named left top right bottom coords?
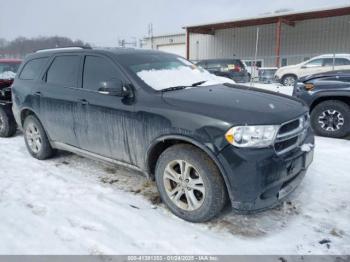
left=118, top=38, right=137, bottom=48
left=148, top=23, right=154, bottom=49
left=251, top=27, right=259, bottom=86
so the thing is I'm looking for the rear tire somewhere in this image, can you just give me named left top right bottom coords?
left=0, top=107, right=17, bottom=138
left=310, top=100, right=350, bottom=138
left=23, top=115, right=55, bottom=160
left=155, top=144, right=228, bottom=222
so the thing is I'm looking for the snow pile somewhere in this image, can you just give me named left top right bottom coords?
left=0, top=135, right=349, bottom=254
left=0, top=71, right=16, bottom=80
left=301, top=143, right=314, bottom=152
left=242, top=82, right=294, bottom=96
left=137, top=66, right=235, bottom=90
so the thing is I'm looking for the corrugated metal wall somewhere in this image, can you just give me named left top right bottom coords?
left=143, top=34, right=186, bottom=49
left=189, top=15, right=350, bottom=66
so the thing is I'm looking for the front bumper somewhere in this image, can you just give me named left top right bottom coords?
left=217, top=127, right=314, bottom=212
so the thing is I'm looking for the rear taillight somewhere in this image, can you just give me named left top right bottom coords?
left=230, top=66, right=242, bottom=72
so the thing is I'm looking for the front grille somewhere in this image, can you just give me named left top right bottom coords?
left=275, top=137, right=298, bottom=152
left=274, top=114, right=309, bottom=155
left=278, top=119, right=299, bottom=135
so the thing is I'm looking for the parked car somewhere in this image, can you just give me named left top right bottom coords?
left=293, top=70, right=350, bottom=138
left=12, top=47, right=314, bottom=222
left=0, top=59, right=21, bottom=137
left=258, top=67, right=278, bottom=84
left=196, top=59, right=250, bottom=83
left=275, top=54, right=350, bottom=86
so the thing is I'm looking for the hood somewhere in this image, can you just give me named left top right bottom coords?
left=162, top=84, right=307, bottom=125
left=299, top=71, right=350, bottom=83
left=276, top=63, right=301, bottom=73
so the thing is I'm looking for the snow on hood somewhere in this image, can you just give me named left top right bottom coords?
left=136, top=66, right=235, bottom=90
left=0, top=71, right=16, bottom=80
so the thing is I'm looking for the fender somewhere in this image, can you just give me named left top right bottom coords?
left=145, top=134, right=235, bottom=203
left=310, top=91, right=350, bottom=107
left=18, top=107, right=54, bottom=145
left=19, top=106, right=41, bottom=127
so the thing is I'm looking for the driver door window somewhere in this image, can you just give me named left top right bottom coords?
left=301, top=58, right=326, bottom=77
left=304, top=59, right=323, bottom=68
left=83, top=56, right=121, bottom=91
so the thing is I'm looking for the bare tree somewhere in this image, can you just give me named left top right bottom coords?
left=0, top=36, right=90, bottom=58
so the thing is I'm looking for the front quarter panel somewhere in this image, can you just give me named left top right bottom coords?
left=295, top=80, right=350, bottom=107
left=129, top=95, right=231, bottom=170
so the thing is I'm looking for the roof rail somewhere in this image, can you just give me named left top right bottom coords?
left=35, top=46, right=92, bottom=53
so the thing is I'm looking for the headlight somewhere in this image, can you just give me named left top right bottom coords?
left=304, top=83, right=314, bottom=91
left=225, top=125, right=279, bottom=148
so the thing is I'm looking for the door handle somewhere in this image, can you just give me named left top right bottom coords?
left=33, top=91, right=42, bottom=97
left=78, top=99, right=89, bottom=105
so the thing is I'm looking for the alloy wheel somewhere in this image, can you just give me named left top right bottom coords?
left=0, top=114, right=4, bottom=132
left=163, top=160, right=205, bottom=211
left=283, top=76, right=296, bottom=86
left=25, top=122, right=42, bottom=153
left=318, top=109, right=345, bottom=132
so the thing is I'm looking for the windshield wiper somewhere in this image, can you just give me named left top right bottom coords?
left=161, top=86, right=188, bottom=92
left=191, top=80, right=207, bottom=86
left=161, top=81, right=207, bottom=92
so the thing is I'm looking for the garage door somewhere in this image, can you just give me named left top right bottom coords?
left=157, top=44, right=186, bottom=57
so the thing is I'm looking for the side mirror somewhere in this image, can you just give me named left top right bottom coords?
left=301, top=65, right=307, bottom=69
left=98, top=80, right=131, bottom=97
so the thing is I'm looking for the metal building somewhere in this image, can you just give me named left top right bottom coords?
left=142, top=33, right=186, bottom=57
left=184, top=5, right=350, bottom=67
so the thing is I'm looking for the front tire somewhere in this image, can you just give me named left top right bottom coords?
left=282, top=75, right=297, bottom=86
left=23, top=115, right=55, bottom=159
left=155, top=144, right=228, bottom=222
left=310, top=100, right=350, bottom=138
left=0, top=107, right=17, bottom=138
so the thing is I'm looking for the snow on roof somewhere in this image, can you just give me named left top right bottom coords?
left=184, top=4, right=350, bottom=29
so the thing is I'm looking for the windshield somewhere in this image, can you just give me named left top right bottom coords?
left=0, top=62, right=20, bottom=79
left=118, top=53, right=234, bottom=91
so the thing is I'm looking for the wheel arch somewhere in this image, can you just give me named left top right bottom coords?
left=20, top=108, right=53, bottom=142
left=20, top=108, right=38, bottom=127
left=310, top=96, right=350, bottom=112
left=145, top=135, right=234, bottom=203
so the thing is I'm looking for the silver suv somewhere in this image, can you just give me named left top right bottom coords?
left=275, top=54, right=350, bottom=86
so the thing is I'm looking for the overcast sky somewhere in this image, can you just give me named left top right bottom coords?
left=1, top=0, right=349, bottom=46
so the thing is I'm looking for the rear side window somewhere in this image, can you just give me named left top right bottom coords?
left=206, top=60, right=244, bottom=71
left=46, top=55, right=80, bottom=87
left=335, top=58, right=350, bottom=66
left=323, top=58, right=350, bottom=66
left=83, top=56, right=122, bottom=91
left=19, top=57, right=48, bottom=80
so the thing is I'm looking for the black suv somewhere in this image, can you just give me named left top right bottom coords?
left=196, top=59, right=250, bottom=83
left=294, top=71, right=350, bottom=138
left=12, top=47, right=314, bottom=222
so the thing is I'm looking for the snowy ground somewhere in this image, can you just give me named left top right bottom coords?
left=0, top=134, right=349, bottom=255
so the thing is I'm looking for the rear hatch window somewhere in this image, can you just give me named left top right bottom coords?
left=206, top=59, right=245, bottom=73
